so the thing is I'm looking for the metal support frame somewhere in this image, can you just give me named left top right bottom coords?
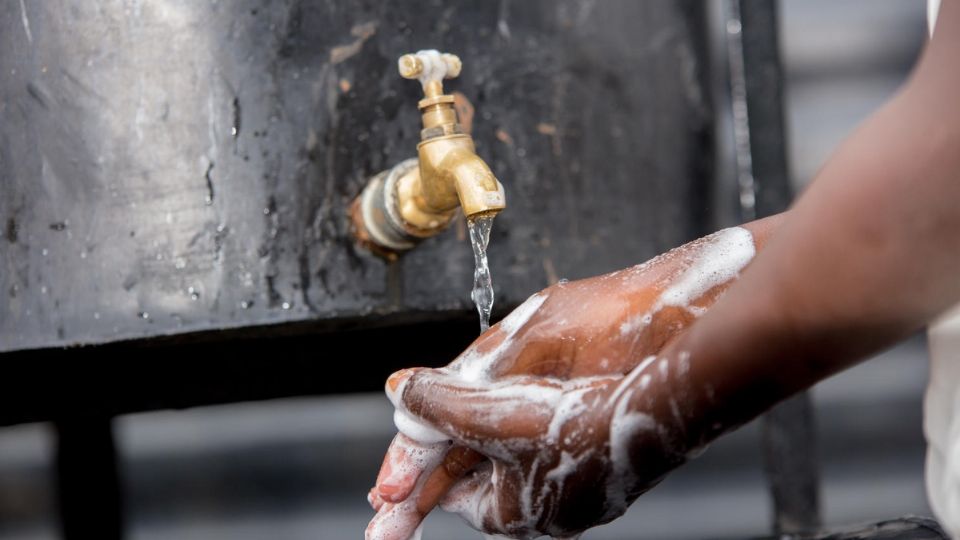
left=55, top=415, right=124, bottom=539
left=727, top=0, right=822, bottom=533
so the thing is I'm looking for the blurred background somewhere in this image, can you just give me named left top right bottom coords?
left=0, top=1, right=932, bottom=539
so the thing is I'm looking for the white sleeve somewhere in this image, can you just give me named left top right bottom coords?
left=929, top=0, right=942, bottom=37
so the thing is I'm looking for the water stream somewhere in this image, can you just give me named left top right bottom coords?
left=467, top=215, right=495, bottom=332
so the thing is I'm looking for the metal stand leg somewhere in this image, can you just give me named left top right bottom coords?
left=55, top=416, right=124, bottom=540
left=725, top=0, right=823, bottom=533
left=762, top=393, right=821, bottom=533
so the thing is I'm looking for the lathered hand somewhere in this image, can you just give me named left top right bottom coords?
left=366, top=217, right=783, bottom=539
left=386, top=367, right=675, bottom=538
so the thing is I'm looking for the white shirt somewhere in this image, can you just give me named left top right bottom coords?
left=923, top=3, right=960, bottom=537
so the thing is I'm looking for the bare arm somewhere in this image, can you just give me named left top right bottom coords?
left=652, top=0, right=960, bottom=452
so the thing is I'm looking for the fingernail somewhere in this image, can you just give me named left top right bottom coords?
left=387, top=369, right=414, bottom=393
left=378, top=482, right=400, bottom=500
left=369, top=489, right=385, bottom=511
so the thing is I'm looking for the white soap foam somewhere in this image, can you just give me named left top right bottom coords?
left=393, top=409, right=450, bottom=445
left=659, top=227, right=755, bottom=308
left=366, top=441, right=446, bottom=540
left=451, top=292, right=547, bottom=382
left=606, top=388, right=657, bottom=518
left=619, top=227, right=756, bottom=338
left=499, top=293, right=547, bottom=335
left=546, top=388, right=591, bottom=444
left=605, top=356, right=656, bottom=409
left=677, top=351, right=691, bottom=376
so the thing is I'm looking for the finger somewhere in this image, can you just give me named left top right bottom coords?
left=372, top=434, right=403, bottom=498
left=374, top=434, right=436, bottom=504
left=366, top=441, right=448, bottom=540
left=367, top=488, right=384, bottom=512
left=395, top=369, right=562, bottom=447
left=368, top=447, right=485, bottom=540
left=365, top=501, right=423, bottom=540
left=438, top=461, right=496, bottom=532
left=414, top=446, right=485, bottom=514
left=438, top=461, right=531, bottom=537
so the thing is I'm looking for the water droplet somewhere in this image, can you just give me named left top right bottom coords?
left=174, top=258, right=186, bottom=269
left=138, top=311, right=150, bottom=320
left=281, top=301, right=291, bottom=310
left=40, top=286, right=47, bottom=294
left=263, top=207, right=271, bottom=215
left=41, top=248, right=48, bottom=256
left=80, top=250, right=88, bottom=259
left=240, top=300, right=253, bottom=309
left=187, top=286, right=200, bottom=300
left=93, top=312, right=100, bottom=320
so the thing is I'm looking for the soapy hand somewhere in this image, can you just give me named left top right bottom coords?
left=381, top=365, right=683, bottom=539
left=366, top=227, right=760, bottom=539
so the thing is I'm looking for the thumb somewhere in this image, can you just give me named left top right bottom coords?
left=387, top=368, right=562, bottom=452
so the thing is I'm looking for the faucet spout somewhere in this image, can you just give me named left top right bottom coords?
left=448, top=148, right=506, bottom=219
left=416, top=140, right=505, bottom=218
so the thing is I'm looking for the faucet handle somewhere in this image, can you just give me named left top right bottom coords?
left=398, top=51, right=461, bottom=82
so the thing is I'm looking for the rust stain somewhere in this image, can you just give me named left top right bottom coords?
left=350, top=20, right=378, bottom=39
left=349, top=196, right=399, bottom=261
left=453, top=92, right=474, bottom=134
left=495, top=129, right=513, bottom=146
left=339, top=78, right=352, bottom=93
left=536, top=122, right=557, bottom=135
left=330, top=21, right=379, bottom=64
left=538, top=122, right=562, bottom=156
left=542, top=258, right=559, bottom=285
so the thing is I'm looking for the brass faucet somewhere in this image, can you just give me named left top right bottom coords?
left=351, top=51, right=506, bottom=256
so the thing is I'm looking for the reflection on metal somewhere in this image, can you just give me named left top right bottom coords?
left=724, top=0, right=757, bottom=222
left=352, top=51, right=505, bottom=256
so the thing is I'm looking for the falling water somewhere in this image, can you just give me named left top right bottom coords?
left=468, top=215, right=495, bottom=332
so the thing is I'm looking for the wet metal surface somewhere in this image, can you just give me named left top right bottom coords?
left=0, top=0, right=714, bottom=352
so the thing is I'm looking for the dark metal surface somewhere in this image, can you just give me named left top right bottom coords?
left=761, top=394, right=820, bottom=533
left=0, top=311, right=481, bottom=427
left=1, top=0, right=714, bottom=353
left=746, top=516, right=947, bottom=540
left=733, top=0, right=821, bottom=533
left=55, top=416, right=124, bottom=540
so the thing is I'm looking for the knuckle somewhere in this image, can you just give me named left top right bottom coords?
left=442, top=448, right=481, bottom=479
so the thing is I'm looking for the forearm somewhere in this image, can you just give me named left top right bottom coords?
left=647, top=2, right=960, bottom=453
